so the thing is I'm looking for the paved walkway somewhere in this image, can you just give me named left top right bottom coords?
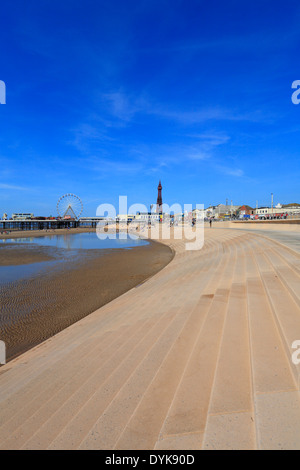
left=0, top=227, right=300, bottom=450
left=239, top=230, right=300, bottom=254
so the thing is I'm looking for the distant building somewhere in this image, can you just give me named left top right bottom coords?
left=156, top=181, right=163, bottom=214
left=11, top=213, right=34, bottom=220
left=135, top=212, right=161, bottom=222
left=117, top=214, right=135, bottom=222
left=208, top=204, right=240, bottom=218
left=192, top=208, right=205, bottom=220
left=282, top=203, right=300, bottom=210
left=79, top=216, right=107, bottom=222
left=255, top=204, right=300, bottom=217
left=238, top=205, right=255, bottom=217
left=255, top=207, right=272, bottom=215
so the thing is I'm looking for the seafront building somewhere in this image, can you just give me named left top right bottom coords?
left=192, top=204, right=240, bottom=220
left=3, top=194, right=300, bottom=227
left=116, top=214, right=135, bottom=223
left=238, top=205, right=255, bottom=217
left=192, top=202, right=300, bottom=220
left=213, top=203, right=240, bottom=217
left=256, top=204, right=300, bottom=217
left=11, top=213, right=34, bottom=220
left=135, top=212, right=161, bottom=222
left=156, top=180, right=163, bottom=214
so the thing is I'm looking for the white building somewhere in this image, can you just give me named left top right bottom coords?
left=256, top=204, right=300, bottom=217
left=11, top=213, right=34, bottom=220
left=117, top=214, right=136, bottom=222
left=213, top=204, right=240, bottom=218
left=134, top=212, right=161, bottom=222
left=192, top=204, right=239, bottom=219
left=192, top=208, right=206, bottom=220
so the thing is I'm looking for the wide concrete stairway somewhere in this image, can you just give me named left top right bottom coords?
left=0, top=227, right=300, bottom=450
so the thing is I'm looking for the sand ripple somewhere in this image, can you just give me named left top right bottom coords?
left=0, top=243, right=173, bottom=361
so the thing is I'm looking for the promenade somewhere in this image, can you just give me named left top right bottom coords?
left=0, top=224, right=300, bottom=450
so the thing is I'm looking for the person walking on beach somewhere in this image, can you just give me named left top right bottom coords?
left=209, top=218, right=212, bottom=228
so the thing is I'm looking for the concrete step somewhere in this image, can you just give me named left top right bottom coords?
left=0, top=317, right=155, bottom=448
left=260, top=270, right=300, bottom=388
left=153, top=242, right=238, bottom=450
left=51, top=254, right=227, bottom=450
left=246, top=253, right=296, bottom=394
left=154, top=288, right=230, bottom=450
left=114, top=294, right=214, bottom=450
left=245, top=249, right=300, bottom=450
left=249, top=246, right=300, bottom=387
left=0, top=329, right=116, bottom=426
left=18, top=258, right=213, bottom=448
left=202, top=283, right=255, bottom=450
left=263, top=248, right=300, bottom=307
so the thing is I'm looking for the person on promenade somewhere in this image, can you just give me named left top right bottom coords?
left=209, top=219, right=212, bottom=228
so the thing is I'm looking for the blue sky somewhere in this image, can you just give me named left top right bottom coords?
left=0, top=0, right=300, bottom=216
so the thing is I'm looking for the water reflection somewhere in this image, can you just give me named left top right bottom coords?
left=0, top=259, right=59, bottom=285
left=1, top=232, right=148, bottom=250
left=0, top=232, right=148, bottom=286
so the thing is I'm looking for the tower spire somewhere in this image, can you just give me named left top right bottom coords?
left=156, top=180, right=163, bottom=214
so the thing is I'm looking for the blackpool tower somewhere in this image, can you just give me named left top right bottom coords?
left=156, top=180, right=163, bottom=214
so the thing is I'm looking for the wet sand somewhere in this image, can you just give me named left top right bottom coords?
left=0, top=244, right=57, bottom=266
left=0, top=227, right=96, bottom=240
left=0, top=239, right=173, bottom=361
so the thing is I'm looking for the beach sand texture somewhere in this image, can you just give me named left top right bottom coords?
left=0, top=236, right=173, bottom=361
left=0, top=224, right=300, bottom=450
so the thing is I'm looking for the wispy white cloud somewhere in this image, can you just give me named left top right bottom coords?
left=141, top=26, right=300, bottom=57
left=78, top=155, right=144, bottom=178
left=214, top=165, right=244, bottom=177
left=0, top=183, right=30, bottom=190
left=101, top=90, right=271, bottom=126
left=69, top=123, right=114, bottom=153
left=186, top=151, right=210, bottom=161
left=102, top=91, right=147, bottom=122
left=150, top=106, right=271, bottom=125
left=186, top=132, right=230, bottom=147
left=225, top=168, right=244, bottom=177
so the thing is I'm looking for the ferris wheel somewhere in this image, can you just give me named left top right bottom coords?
left=57, top=193, right=83, bottom=219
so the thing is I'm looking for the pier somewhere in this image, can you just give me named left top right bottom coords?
left=0, top=218, right=105, bottom=233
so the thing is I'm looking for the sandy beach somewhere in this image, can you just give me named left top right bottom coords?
left=0, top=226, right=97, bottom=240
left=0, top=244, right=57, bottom=266
left=0, top=233, right=173, bottom=361
left=1, top=223, right=300, bottom=450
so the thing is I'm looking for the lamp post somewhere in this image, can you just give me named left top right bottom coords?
left=271, top=193, right=274, bottom=215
